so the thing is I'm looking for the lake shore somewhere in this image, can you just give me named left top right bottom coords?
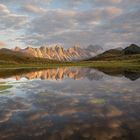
left=0, top=60, right=140, bottom=70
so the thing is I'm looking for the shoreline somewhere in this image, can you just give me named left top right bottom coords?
left=0, top=60, right=140, bottom=70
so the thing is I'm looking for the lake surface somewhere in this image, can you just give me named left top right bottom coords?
left=0, top=67, right=140, bottom=140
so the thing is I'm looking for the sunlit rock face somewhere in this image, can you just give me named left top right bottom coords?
left=14, top=45, right=102, bottom=61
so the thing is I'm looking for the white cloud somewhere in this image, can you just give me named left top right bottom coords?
left=20, top=4, right=47, bottom=14
left=0, top=4, right=27, bottom=30
left=0, top=4, right=10, bottom=15
left=0, top=41, right=6, bottom=48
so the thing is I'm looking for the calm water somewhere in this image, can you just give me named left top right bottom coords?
left=0, top=67, right=140, bottom=140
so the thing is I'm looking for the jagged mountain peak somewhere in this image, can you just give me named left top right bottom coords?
left=25, top=46, right=34, bottom=50
left=14, top=46, right=21, bottom=51
left=13, top=44, right=102, bottom=61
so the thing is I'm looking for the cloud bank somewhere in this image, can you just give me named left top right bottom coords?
left=0, top=0, right=139, bottom=49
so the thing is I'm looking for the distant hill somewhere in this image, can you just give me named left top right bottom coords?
left=123, top=44, right=140, bottom=55
left=113, top=47, right=123, bottom=51
left=88, top=44, right=140, bottom=61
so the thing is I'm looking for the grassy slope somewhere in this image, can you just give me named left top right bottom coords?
left=0, top=60, right=140, bottom=71
left=0, top=53, right=59, bottom=64
left=0, top=48, right=59, bottom=65
left=84, top=49, right=140, bottom=69
left=88, top=49, right=140, bottom=61
left=0, top=85, right=13, bottom=91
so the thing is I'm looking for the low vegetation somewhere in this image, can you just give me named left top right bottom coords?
left=0, top=85, right=13, bottom=91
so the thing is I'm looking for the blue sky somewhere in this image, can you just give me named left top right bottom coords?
left=0, top=0, right=140, bottom=49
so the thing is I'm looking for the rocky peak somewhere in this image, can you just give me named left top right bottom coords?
left=72, top=45, right=81, bottom=50
left=12, top=44, right=101, bottom=61
left=123, top=44, right=140, bottom=55
left=40, top=46, right=46, bottom=50
left=14, top=46, right=21, bottom=51
left=25, top=46, right=34, bottom=51
left=54, top=45, right=64, bottom=52
left=67, top=47, right=75, bottom=53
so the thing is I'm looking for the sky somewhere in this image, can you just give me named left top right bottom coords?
left=0, top=0, right=140, bottom=49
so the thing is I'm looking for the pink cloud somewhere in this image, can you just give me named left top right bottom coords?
left=0, top=41, right=6, bottom=48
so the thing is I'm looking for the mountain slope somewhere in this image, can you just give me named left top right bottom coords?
left=0, top=48, right=58, bottom=65
left=123, top=44, right=140, bottom=55
left=88, top=44, right=140, bottom=61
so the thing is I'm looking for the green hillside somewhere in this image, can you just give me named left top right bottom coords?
left=88, top=44, right=140, bottom=61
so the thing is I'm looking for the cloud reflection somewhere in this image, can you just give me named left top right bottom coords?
left=0, top=67, right=140, bottom=140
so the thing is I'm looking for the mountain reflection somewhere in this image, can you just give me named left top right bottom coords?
left=97, top=68, right=140, bottom=81
left=0, top=67, right=104, bottom=81
left=0, top=67, right=140, bottom=81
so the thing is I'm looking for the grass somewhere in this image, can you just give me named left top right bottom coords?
left=89, top=99, right=106, bottom=104
left=0, top=85, right=13, bottom=91
left=0, top=57, right=140, bottom=71
left=1, top=61, right=139, bottom=69
left=0, top=82, right=6, bottom=84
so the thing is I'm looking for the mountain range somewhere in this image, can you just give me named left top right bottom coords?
left=0, top=44, right=140, bottom=65
left=14, top=45, right=103, bottom=61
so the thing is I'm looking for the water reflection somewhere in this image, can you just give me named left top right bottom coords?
left=0, top=67, right=140, bottom=140
left=97, top=68, right=140, bottom=81
left=0, top=67, right=140, bottom=81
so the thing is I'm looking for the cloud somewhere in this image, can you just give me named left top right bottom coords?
left=0, top=0, right=140, bottom=48
left=20, top=6, right=123, bottom=47
left=0, top=4, right=27, bottom=30
left=0, top=0, right=51, bottom=4
left=0, top=4, right=10, bottom=15
left=104, top=7, right=122, bottom=16
left=57, top=0, right=122, bottom=7
left=0, top=41, right=6, bottom=48
left=20, top=4, right=46, bottom=14
left=95, top=0, right=122, bottom=4
left=1, top=15, right=27, bottom=30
